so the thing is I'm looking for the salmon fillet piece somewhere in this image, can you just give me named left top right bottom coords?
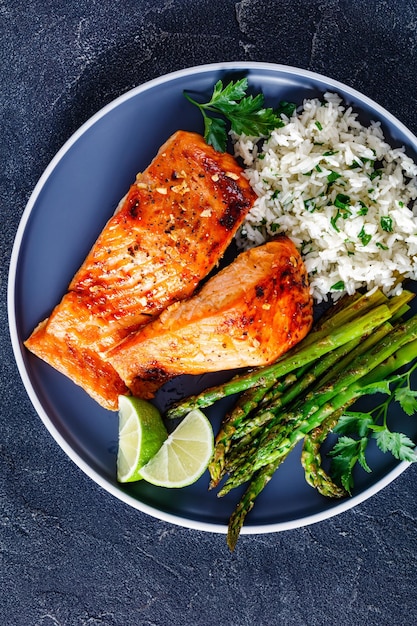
left=107, top=236, right=313, bottom=398
left=25, top=131, right=257, bottom=409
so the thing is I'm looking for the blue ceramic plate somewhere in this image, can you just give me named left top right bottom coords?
left=8, top=62, right=417, bottom=534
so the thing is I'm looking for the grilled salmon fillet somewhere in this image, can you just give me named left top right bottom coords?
left=25, top=131, right=257, bottom=409
left=107, top=236, right=313, bottom=398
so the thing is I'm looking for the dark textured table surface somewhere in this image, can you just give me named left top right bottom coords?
left=2, top=1, right=417, bottom=624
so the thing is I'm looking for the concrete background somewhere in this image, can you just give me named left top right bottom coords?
left=2, top=1, right=417, bottom=624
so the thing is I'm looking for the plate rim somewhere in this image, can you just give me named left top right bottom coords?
left=7, top=60, right=414, bottom=535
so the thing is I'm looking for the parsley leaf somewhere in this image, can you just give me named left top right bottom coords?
left=328, top=436, right=370, bottom=494
left=333, top=412, right=375, bottom=437
left=184, top=78, right=286, bottom=151
left=209, top=78, right=248, bottom=107
left=276, top=101, right=296, bottom=118
left=373, top=429, right=417, bottom=462
left=360, top=380, right=392, bottom=396
left=229, top=98, right=283, bottom=136
left=395, top=386, right=417, bottom=416
left=329, top=360, right=417, bottom=491
left=204, top=116, right=228, bottom=152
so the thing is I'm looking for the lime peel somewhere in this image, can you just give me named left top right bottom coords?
left=117, top=395, right=168, bottom=483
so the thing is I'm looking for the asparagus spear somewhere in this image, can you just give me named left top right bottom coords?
left=312, top=289, right=386, bottom=330
left=209, top=369, right=306, bottom=487
left=220, top=322, right=393, bottom=477
left=226, top=409, right=346, bottom=551
left=236, top=331, right=377, bottom=437
left=224, top=338, right=416, bottom=494
left=224, top=338, right=417, bottom=547
left=226, top=408, right=347, bottom=551
left=226, top=458, right=282, bottom=551
left=219, top=318, right=417, bottom=494
left=166, top=303, right=392, bottom=419
left=301, top=409, right=348, bottom=498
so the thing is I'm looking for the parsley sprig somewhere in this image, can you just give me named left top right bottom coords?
left=329, top=361, right=417, bottom=493
left=183, top=78, right=286, bottom=152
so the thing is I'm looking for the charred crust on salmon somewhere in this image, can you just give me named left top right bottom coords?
left=128, top=197, right=140, bottom=219
left=255, top=285, right=265, bottom=298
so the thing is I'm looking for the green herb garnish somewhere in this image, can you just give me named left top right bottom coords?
left=329, top=361, right=417, bottom=493
left=357, top=201, right=369, bottom=216
left=331, top=210, right=341, bottom=232
left=331, top=194, right=352, bottom=231
left=275, top=100, right=296, bottom=118
left=370, top=168, right=383, bottom=181
left=358, top=226, right=372, bottom=246
left=334, top=193, right=351, bottom=210
left=184, top=78, right=285, bottom=152
left=380, top=215, right=393, bottom=232
left=327, top=171, right=342, bottom=184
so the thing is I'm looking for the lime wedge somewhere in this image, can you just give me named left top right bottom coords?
left=139, top=409, right=214, bottom=488
left=117, top=395, right=168, bottom=483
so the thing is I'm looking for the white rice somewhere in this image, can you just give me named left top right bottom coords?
left=233, top=92, right=417, bottom=302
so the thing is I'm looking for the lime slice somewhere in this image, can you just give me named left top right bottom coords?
left=139, top=409, right=214, bottom=488
left=117, top=395, right=168, bottom=483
